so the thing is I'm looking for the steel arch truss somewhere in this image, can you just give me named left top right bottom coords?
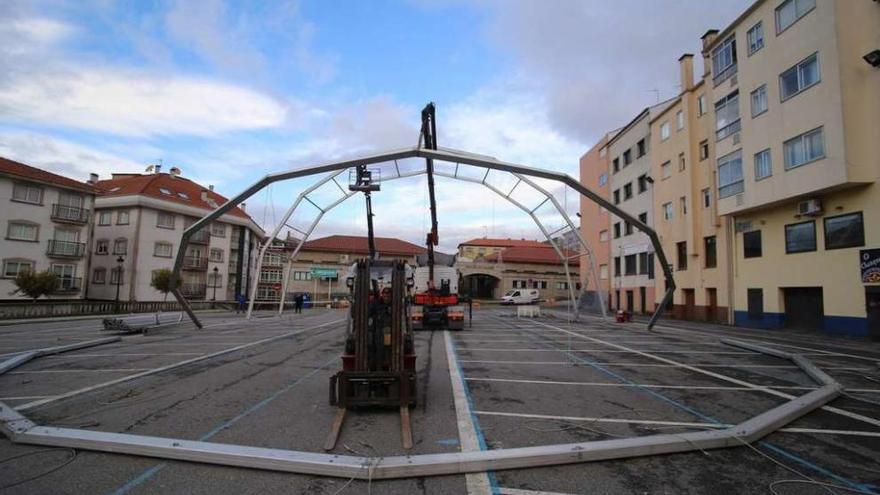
left=170, top=146, right=676, bottom=329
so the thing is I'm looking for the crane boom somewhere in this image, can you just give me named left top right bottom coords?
left=420, top=103, right=439, bottom=281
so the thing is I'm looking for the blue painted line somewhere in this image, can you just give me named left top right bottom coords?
left=517, top=319, right=877, bottom=494
left=449, top=336, right=501, bottom=494
left=109, top=356, right=337, bottom=495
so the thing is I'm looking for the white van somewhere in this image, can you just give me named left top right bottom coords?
left=501, top=289, right=540, bottom=305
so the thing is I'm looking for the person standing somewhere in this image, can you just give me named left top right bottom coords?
left=294, top=293, right=304, bottom=314
left=236, top=293, right=246, bottom=314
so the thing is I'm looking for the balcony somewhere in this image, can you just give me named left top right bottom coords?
left=182, top=256, right=208, bottom=270
left=188, top=229, right=210, bottom=245
left=51, top=204, right=90, bottom=224
left=47, top=240, right=86, bottom=258
left=181, top=283, right=207, bottom=298
left=52, top=277, right=82, bottom=294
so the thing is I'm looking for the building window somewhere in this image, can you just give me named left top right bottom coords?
left=623, top=183, right=633, bottom=200
left=157, top=212, right=175, bottom=229
left=293, top=271, right=313, bottom=281
left=711, top=35, right=737, bottom=85
left=613, top=222, right=621, bottom=239
left=743, top=230, right=762, bottom=258
left=780, top=53, right=820, bottom=101
left=613, top=257, right=621, bottom=277
left=96, top=239, right=109, bottom=255
left=2, top=259, right=34, bottom=278
left=702, top=188, right=711, bottom=208
left=98, top=211, right=111, bottom=226
left=638, top=252, right=649, bottom=275
left=555, top=281, right=570, bottom=291
left=747, top=288, right=763, bottom=319
left=783, top=127, right=824, bottom=170
left=599, top=230, right=608, bottom=242
left=638, top=212, right=648, bottom=224
left=623, top=149, right=632, bottom=166
left=211, top=223, right=226, bottom=237
left=92, top=267, right=106, bottom=284
left=154, top=242, right=173, bottom=258
left=750, top=85, right=768, bottom=117
left=599, top=264, right=608, bottom=280
left=699, top=140, right=709, bottom=161
left=209, top=248, right=224, bottom=262
left=117, top=210, right=130, bottom=225
left=261, top=270, right=283, bottom=283
left=110, top=267, right=124, bottom=285
left=613, top=189, right=620, bottom=205
left=823, top=212, right=864, bottom=250
left=678, top=153, right=686, bottom=172
left=12, top=183, right=43, bottom=204
left=785, top=221, right=817, bottom=254
left=637, top=175, right=647, bottom=193
left=637, top=139, right=646, bottom=157
left=717, top=150, right=744, bottom=198
left=680, top=196, right=687, bottom=215
left=7, top=221, right=38, bottom=241
left=598, top=173, right=608, bottom=187
left=624, top=254, right=637, bottom=276
left=704, top=236, right=717, bottom=268
left=697, top=94, right=706, bottom=116
left=676, top=110, right=684, bottom=130
left=660, top=122, right=670, bottom=141
left=662, top=202, right=673, bottom=220
left=612, top=158, right=620, bottom=173
left=747, top=22, right=764, bottom=55
left=754, top=149, right=772, bottom=180
left=776, top=0, right=815, bottom=34
left=661, top=161, right=671, bottom=179
left=624, top=222, right=633, bottom=236
left=715, top=91, right=741, bottom=141
left=113, top=238, right=128, bottom=255
left=676, top=242, right=687, bottom=271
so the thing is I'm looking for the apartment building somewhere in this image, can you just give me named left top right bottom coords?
left=649, top=53, right=733, bottom=324
left=704, top=0, right=879, bottom=335
left=0, top=157, right=97, bottom=300
left=578, top=134, right=615, bottom=309
left=89, top=168, right=264, bottom=302
left=606, top=102, right=674, bottom=316
left=256, top=233, right=298, bottom=301
left=457, top=238, right=548, bottom=261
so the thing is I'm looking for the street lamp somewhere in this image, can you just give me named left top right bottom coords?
left=212, top=266, right=219, bottom=308
left=114, top=255, right=124, bottom=312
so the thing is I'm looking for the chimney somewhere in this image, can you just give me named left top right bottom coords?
left=208, top=184, right=214, bottom=192
left=154, top=164, right=162, bottom=174
left=88, top=173, right=98, bottom=184
left=701, top=29, right=719, bottom=76
left=679, top=54, right=694, bottom=92
left=240, top=202, right=246, bottom=212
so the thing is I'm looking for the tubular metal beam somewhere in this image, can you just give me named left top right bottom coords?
left=0, top=341, right=840, bottom=480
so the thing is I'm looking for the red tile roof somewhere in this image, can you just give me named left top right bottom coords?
left=0, top=156, right=97, bottom=193
left=459, top=238, right=548, bottom=249
left=302, top=235, right=426, bottom=256
left=94, top=173, right=251, bottom=219
left=486, top=246, right=580, bottom=266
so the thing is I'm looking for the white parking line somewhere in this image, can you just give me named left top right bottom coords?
left=499, top=487, right=578, bottom=495
left=462, top=348, right=758, bottom=355
left=7, top=368, right=151, bottom=374
left=42, top=353, right=203, bottom=358
left=458, top=360, right=868, bottom=371
left=464, top=377, right=880, bottom=394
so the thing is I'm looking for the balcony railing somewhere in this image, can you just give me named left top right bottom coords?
left=47, top=240, right=86, bottom=258
left=181, top=283, right=207, bottom=298
left=51, top=204, right=90, bottom=224
left=713, top=62, right=738, bottom=87
left=53, top=277, right=82, bottom=293
left=182, top=256, right=208, bottom=270
left=188, top=230, right=210, bottom=245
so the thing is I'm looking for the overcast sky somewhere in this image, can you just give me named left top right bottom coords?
left=0, top=0, right=751, bottom=252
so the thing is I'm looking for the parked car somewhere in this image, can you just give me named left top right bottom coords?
left=501, top=289, right=540, bottom=305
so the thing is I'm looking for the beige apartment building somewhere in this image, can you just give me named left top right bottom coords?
left=649, top=52, right=732, bottom=324
left=90, top=168, right=264, bottom=302
left=703, top=0, right=879, bottom=336
left=578, top=134, right=614, bottom=309
left=0, top=157, right=97, bottom=300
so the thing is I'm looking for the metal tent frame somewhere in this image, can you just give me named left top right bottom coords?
left=170, top=146, right=674, bottom=329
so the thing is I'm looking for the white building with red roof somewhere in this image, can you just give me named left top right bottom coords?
left=0, top=157, right=98, bottom=300
left=90, top=166, right=264, bottom=302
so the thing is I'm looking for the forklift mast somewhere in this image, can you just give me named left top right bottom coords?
left=350, top=164, right=379, bottom=260
left=420, top=103, right=439, bottom=283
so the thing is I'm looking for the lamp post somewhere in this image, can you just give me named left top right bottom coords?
left=114, top=255, right=124, bottom=312
left=212, top=266, right=219, bottom=308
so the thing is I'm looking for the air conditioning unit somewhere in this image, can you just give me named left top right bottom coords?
left=797, top=199, right=823, bottom=216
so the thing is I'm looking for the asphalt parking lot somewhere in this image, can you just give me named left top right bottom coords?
left=1, top=308, right=879, bottom=494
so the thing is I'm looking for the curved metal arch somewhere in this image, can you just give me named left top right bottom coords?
left=171, top=146, right=674, bottom=328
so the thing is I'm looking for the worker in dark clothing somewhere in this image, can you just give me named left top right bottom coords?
left=294, top=293, right=304, bottom=314
left=236, top=293, right=246, bottom=314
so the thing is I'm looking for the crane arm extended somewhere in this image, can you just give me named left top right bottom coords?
left=420, top=103, right=439, bottom=282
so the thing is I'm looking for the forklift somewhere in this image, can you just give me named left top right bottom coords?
left=325, top=163, right=417, bottom=450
